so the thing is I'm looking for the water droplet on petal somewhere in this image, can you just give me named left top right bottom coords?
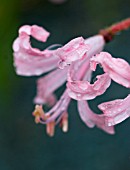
left=107, top=122, right=113, bottom=126
left=113, top=111, right=117, bottom=114
left=77, top=93, right=81, bottom=99
left=58, top=60, right=66, bottom=69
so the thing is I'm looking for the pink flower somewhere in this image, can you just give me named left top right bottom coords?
left=98, top=95, right=130, bottom=126
left=13, top=25, right=115, bottom=136
left=32, top=35, right=114, bottom=136
left=13, top=18, right=130, bottom=136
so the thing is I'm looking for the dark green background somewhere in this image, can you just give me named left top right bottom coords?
left=0, top=0, right=130, bottom=169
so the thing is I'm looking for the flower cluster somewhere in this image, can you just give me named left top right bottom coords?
left=13, top=20, right=130, bottom=136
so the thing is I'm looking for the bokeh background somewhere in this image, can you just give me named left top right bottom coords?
left=0, top=0, right=130, bottom=169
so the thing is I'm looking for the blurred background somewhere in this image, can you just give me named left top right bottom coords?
left=0, top=0, right=130, bottom=169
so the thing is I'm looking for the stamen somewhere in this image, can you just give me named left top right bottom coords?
left=46, top=121, right=55, bottom=137
left=61, top=113, right=68, bottom=132
left=33, top=105, right=47, bottom=123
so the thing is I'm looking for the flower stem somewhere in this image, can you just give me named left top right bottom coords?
left=99, top=18, right=130, bottom=42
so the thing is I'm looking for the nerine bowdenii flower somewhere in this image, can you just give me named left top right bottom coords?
left=13, top=24, right=130, bottom=136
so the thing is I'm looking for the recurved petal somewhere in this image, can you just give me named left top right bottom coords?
left=78, top=101, right=95, bottom=128
left=34, top=68, right=68, bottom=105
left=13, top=25, right=59, bottom=76
left=19, top=25, right=50, bottom=42
left=98, top=94, right=130, bottom=126
left=78, top=101, right=115, bottom=134
left=13, top=50, right=59, bottom=76
left=90, top=52, right=130, bottom=88
left=67, top=73, right=111, bottom=100
left=55, top=37, right=90, bottom=68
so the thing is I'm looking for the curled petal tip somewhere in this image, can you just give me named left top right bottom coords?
left=67, top=73, right=111, bottom=101
left=13, top=24, right=59, bottom=77
left=19, top=25, right=50, bottom=42
left=19, top=25, right=31, bottom=35
left=91, top=52, right=130, bottom=88
left=31, top=25, right=50, bottom=42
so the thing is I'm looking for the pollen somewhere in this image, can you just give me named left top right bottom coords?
left=33, top=105, right=47, bottom=123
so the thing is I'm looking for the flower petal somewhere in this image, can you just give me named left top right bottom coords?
left=34, top=68, right=68, bottom=106
left=85, top=35, right=105, bottom=56
left=90, top=52, right=130, bottom=88
left=98, top=94, right=130, bottom=126
left=67, top=73, right=111, bottom=100
left=55, top=37, right=90, bottom=68
left=19, top=25, right=50, bottom=42
left=78, top=101, right=115, bottom=134
left=13, top=25, right=59, bottom=76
